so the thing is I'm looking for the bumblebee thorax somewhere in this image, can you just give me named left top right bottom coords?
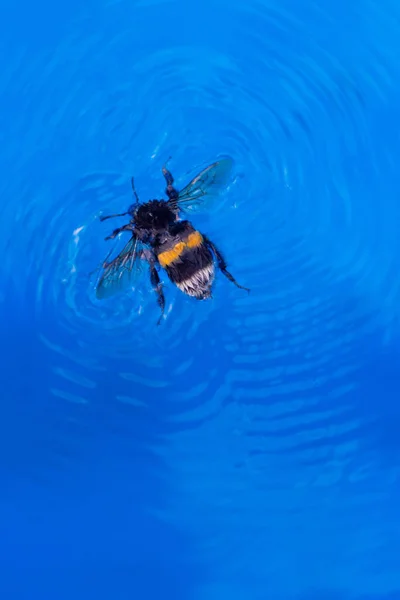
left=133, top=199, right=176, bottom=231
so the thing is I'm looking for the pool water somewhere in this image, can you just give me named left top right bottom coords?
left=1, top=0, right=400, bottom=598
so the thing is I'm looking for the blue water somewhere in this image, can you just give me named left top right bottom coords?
left=1, top=0, right=400, bottom=598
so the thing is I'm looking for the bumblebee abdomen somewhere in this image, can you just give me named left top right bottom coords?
left=175, top=261, right=215, bottom=299
left=157, top=230, right=203, bottom=268
left=157, top=230, right=215, bottom=299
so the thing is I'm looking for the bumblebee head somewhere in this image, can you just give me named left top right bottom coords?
left=133, top=200, right=177, bottom=231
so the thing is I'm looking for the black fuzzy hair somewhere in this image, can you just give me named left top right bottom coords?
left=134, top=200, right=176, bottom=231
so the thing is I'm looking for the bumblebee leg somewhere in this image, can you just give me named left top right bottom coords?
left=204, top=236, right=250, bottom=293
left=149, top=263, right=165, bottom=325
left=105, top=223, right=134, bottom=240
left=162, top=162, right=179, bottom=201
left=99, top=211, right=129, bottom=222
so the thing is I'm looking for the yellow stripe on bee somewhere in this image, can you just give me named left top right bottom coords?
left=158, top=231, right=203, bottom=267
left=186, top=231, right=203, bottom=248
left=158, top=241, right=185, bottom=267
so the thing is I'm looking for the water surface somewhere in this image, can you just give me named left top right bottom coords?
left=1, top=0, right=400, bottom=598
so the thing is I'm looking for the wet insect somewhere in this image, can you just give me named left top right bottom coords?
left=95, top=158, right=250, bottom=324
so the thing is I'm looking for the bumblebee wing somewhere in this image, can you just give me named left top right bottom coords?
left=169, top=157, right=233, bottom=213
left=95, top=235, right=146, bottom=299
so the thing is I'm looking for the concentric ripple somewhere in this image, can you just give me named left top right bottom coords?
left=3, top=0, right=400, bottom=595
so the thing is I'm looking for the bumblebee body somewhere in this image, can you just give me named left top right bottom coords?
left=96, top=159, right=249, bottom=323
left=155, top=220, right=214, bottom=299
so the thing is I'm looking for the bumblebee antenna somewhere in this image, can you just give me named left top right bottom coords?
left=162, top=155, right=172, bottom=175
left=131, top=177, right=140, bottom=205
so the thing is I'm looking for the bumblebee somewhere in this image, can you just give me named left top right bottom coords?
left=95, top=158, right=249, bottom=323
